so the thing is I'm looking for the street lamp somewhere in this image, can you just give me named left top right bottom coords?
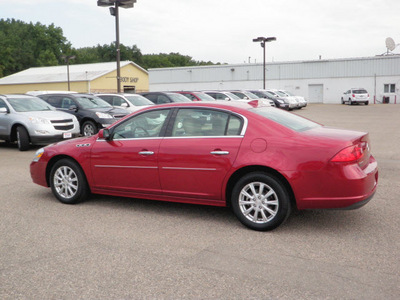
left=253, top=36, right=276, bottom=89
left=97, top=0, right=137, bottom=93
left=61, top=55, right=76, bottom=91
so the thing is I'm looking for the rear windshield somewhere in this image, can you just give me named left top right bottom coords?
left=353, top=89, right=368, bottom=94
left=250, top=107, right=320, bottom=132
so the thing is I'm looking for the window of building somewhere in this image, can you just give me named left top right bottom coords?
left=384, top=84, right=396, bottom=93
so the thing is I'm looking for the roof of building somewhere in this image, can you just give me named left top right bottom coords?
left=0, top=61, right=148, bottom=85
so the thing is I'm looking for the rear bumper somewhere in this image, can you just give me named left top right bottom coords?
left=291, top=155, right=378, bottom=210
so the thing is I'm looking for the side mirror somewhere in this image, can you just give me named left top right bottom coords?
left=225, top=97, right=230, bottom=101
left=98, top=129, right=110, bottom=140
left=121, top=102, right=128, bottom=108
left=0, top=107, right=8, bottom=113
left=69, top=105, right=78, bottom=111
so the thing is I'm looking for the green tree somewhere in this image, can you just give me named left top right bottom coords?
left=0, top=18, right=71, bottom=77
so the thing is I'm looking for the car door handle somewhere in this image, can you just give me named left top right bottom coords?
left=210, top=151, right=229, bottom=155
left=138, top=151, right=154, bottom=155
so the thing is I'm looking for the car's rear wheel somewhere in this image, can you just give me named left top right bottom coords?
left=50, top=159, right=89, bottom=204
left=365, top=101, right=369, bottom=105
left=231, top=172, right=291, bottom=231
left=348, top=98, right=353, bottom=105
left=16, top=126, right=30, bottom=151
left=82, top=121, right=98, bottom=136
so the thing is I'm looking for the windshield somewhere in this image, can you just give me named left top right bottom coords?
left=283, top=91, right=294, bottom=96
left=244, top=92, right=259, bottom=99
left=265, top=91, right=278, bottom=98
left=125, top=95, right=155, bottom=106
left=76, top=96, right=112, bottom=109
left=195, top=93, right=216, bottom=101
left=225, top=92, right=241, bottom=100
left=250, top=107, right=320, bottom=132
left=275, top=91, right=288, bottom=97
left=167, top=93, right=192, bottom=102
left=7, top=97, right=53, bottom=112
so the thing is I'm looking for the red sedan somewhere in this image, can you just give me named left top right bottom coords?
left=30, top=101, right=378, bottom=231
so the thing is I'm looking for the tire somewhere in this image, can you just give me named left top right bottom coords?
left=50, top=159, right=89, bottom=204
left=341, top=98, right=344, bottom=104
left=81, top=120, right=98, bottom=136
left=16, top=126, right=30, bottom=151
left=231, top=172, right=291, bottom=231
left=348, top=98, right=353, bottom=105
left=365, top=101, right=369, bottom=105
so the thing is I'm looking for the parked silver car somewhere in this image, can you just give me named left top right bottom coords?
left=96, top=93, right=155, bottom=112
left=0, top=94, right=80, bottom=151
left=278, top=90, right=308, bottom=108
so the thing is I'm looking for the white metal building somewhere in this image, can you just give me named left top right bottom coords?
left=149, top=55, right=400, bottom=104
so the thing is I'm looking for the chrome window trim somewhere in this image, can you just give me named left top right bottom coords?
left=163, top=135, right=244, bottom=140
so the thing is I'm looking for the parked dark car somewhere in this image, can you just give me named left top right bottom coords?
left=248, top=90, right=292, bottom=110
left=139, top=92, right=191, bottom=104
left=38, top=93, right=129, bottom=136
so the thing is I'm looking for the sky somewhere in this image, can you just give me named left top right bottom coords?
left=1, top=0, right=400, bottom=64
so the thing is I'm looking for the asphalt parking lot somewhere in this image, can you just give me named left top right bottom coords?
left=1, top=103, right=399, bottom=299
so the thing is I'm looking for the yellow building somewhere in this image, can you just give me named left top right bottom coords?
left=0, top=61, right=149, bottom=94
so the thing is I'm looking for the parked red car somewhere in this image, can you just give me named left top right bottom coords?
left=30, top=101, right=378, bottom=231
left=175, top=91, right=216, bottom=101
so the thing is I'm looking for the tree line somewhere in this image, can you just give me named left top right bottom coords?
left=0, top=18, right=220, bottom=78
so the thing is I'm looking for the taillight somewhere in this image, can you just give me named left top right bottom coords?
left=352, top=94, right=355, bottom=97
left=331, top=142, right=367, bottom=163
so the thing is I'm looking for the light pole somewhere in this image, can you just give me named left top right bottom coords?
left=97, top=0, right=137, bottom=93
left=61, top=55, right=75, bottom=91
left=253, top=36, right=276, bottom=89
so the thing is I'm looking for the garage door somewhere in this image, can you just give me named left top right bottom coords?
left=308, top=84, right=323, bottom=103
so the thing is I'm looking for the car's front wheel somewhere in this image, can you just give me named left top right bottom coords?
left=81, top=121, right=98, bottom=136
left=16, top=126, right=30, bottom=151
left=231, top=172, right=291, bottom=231
left=50, top=159, right=89, bottom=204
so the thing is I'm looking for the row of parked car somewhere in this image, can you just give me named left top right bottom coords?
left=0, top=89, right=307, bottom=151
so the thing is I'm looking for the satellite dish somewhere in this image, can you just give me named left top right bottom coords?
left=386, top=37, right=396, bottom=51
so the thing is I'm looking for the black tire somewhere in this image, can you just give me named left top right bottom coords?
left=50, top=159, right=89, bottom=204
left=341, top=98, right=344, bottom=104
left=349, top=99, right=353, bottom=105
left=16, top=126, right=30, bottom=151
left=81, top=120, right=98, bottom=136
left=365, top=101, right=369, bottom=105
left=231, top=172, right=291, bottom=231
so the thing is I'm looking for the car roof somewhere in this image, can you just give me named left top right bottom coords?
left=142, top=100, right=263, bottom=112
left=1, top=94, right=39, bottom=99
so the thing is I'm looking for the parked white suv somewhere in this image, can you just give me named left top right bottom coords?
left=0, top=94, right=80, bottom=151
left=341, top=88, right=369, bottom=105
